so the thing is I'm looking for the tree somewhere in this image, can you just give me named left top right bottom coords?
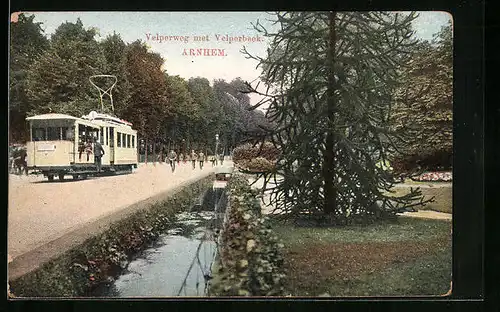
left=391, top=21, right=453, bottom=173
left=123, top=40, right=170, bottom=141
left=164, top=74, right=199, bottom=152
left=242, top=12, right=432, bottom=223
left=212, top=78, right=271, bottom=151
left=25, top=18, right=107, bottom=117
left=187, top=77, right=218, bottom=150
left=9, top=13, right=49, bottom=142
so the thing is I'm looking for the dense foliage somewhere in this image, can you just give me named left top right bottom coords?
left=232, top=142, right=280, bottom=173
left=211, top=174, right=286, bottom=296
left=242, top=12, right=438, bottom=223
left=9, top=14, right=272, bottom=154
left=9, top=14, right=49, bottom=142
left=390, top=21, right=453, bottom=173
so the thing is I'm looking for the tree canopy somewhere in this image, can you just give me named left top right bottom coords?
left=9, top=14, right=269, bottom=155
left=9, top=13, right=49, bottom=142
left=391, top=21, right=453, bottom=173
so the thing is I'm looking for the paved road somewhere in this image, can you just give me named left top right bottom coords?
left=8, top=161, right=230, bottom=262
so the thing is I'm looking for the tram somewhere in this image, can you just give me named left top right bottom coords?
left=26, top=111, right=138, bottom=181
left=25, top=75, right=138, bottom=181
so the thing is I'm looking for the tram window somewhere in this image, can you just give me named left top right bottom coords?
left=77, top=125, right=86, bottom=144
left=122, top=133, right=127, bottom=148
left=132, top=135, right=135, bottom=148
left=100, top=127, right=104, bottom=144
left=47, top=127, right=60, bottom=140
left=106, top=128, right=109, bottom=146
left=117, top=132, right=121, bottom=147
left=33, top=128, right=46, bottom=141
left=62, top=127, right=74, bottom=140
left=127, top=135, right=131, bottom=148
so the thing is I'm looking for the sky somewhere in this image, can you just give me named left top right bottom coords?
left=15, top=11, right=452, bottom=107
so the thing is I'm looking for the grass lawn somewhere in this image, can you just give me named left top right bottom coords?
left=270, top=217, right=452, bottom=297
left=388, top=185, right=452, bottom=214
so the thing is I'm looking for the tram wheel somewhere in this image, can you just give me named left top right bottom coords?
left=59, top=174, right=65, bottom=181
left=47, top=175, right=54, bottom=182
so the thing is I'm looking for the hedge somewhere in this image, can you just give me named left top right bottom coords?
left=209, top=174, right=286, bottom=296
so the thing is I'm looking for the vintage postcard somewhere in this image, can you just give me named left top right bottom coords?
left=8, top=11, right=452, bottom=298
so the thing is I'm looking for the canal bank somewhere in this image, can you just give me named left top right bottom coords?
left=9, top=174, right=220, bottom=297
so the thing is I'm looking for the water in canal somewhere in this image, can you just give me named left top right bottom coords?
left=93, top=189, right=226, bottom=297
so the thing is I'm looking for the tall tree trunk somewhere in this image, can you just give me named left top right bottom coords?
left=160, top=143, right=164, bottom=163
left=145, top=138, right=148, bottom=165
left=323, top=11, right=337, bottom=215
left=153, top=141, right=156, bottom=166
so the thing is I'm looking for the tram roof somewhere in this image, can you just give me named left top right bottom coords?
left=26, top=113, right=78, bottom=121
left=26, top=112, right=135, bottom=130
left=26, top=113, right=99, bottom=128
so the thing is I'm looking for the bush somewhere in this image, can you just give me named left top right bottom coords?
left=233, top=142, right=280, bottom=173
left=210, top=174, right=286, bottom=296
left=391, top=149, right=452, bottom=174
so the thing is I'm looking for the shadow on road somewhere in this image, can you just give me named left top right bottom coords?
left=32, top=177, right=100, bottom=184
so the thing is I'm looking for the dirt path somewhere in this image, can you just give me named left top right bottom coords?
left=398, top=210, right=452, bottom=220
left=8, top=161, right=228, bottom=262
left=394, top=183, right=452, bottom=188
left=247, top=176, right=452, bottom=218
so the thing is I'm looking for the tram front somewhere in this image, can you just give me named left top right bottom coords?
left=26, top=113, right=100, bottom=181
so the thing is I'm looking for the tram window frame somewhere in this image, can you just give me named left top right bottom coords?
left=62, top=127, right=74, bottom=141
left=117, top=131, right=121, bottom=147
left=77, top=124, right=87, bottom=145
left=47, top=127, right=60, bottom=141
left=32, top=128, right=47, bottom=141
left=109, top=128, right=114, bottom=147
left=127, top=134, right=131, bottom=148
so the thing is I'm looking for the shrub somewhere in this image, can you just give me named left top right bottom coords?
left=210, top=174, right=286, bottom=296
left=232, top=142, right=280, bottom=173
left=391, top=149, right=452, bottom=174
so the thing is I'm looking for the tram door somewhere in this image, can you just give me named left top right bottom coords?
left=109, top=127, right=115, bottom=164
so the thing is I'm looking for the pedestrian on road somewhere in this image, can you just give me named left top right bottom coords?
left=94, top=137, right=105, bottom=173
left=198, top=151, right=205, bottom=169
left=178, top=152, right=184, bottom=166
left=219, top=153, right=224, bottom=165
left=211, top=155, right=216, bottom=167
left=167, top=150, right=177, bottom=172
left=190, top=150, right=198, bottom=169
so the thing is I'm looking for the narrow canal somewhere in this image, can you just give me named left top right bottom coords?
left=92, top=188, right=227, bottom=297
